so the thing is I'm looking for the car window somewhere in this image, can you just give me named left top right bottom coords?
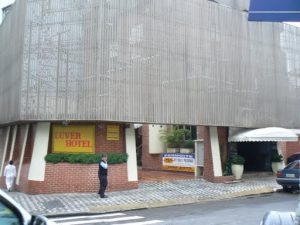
left=0, top=201, right=21, bottom=225
left=285, top=161, right=297, bottom=169
left=291, top=162, right=300, bottom=169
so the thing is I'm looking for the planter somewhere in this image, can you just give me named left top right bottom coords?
left=166, top=148, right=180, bottom=153
left=180, top=148, right=194, bottom=154
left=271, top=162, right=284, bottom=174
left=231, top=164, right=244, bottom=180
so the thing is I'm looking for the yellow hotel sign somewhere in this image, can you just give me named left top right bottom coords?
left=52, top=125, right=95, bottom=153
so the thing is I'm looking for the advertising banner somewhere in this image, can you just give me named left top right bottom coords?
left=249, top=0, right=300, bottom=22
left=162, top=153, right=195, bottom=173
left=52, top=125, right=95, bottom=153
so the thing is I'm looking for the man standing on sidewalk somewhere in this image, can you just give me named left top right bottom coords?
left=98, top=154, right=108, bottom=198
left=4, top=160, right=16, bottom=192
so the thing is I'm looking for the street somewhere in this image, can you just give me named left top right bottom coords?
left=49, top=192, right=299, bottom=225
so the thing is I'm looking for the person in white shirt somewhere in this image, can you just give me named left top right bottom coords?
left=4, top=160, right=16, bottom=192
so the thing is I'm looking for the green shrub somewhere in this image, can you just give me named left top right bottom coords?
left=223, top=157, right=233, bottom=176
left=271, top=152, right=283, bottom=162
left=44, top=153, right=70, bottom=164
left=107, top=152, right=128, bottom=164
left=183, top=139, right=194, bottom=148
left=231, top=154, right=245, bottom=165
left=45, top=153, right=128, bottom=164
left=160, top=128, right=191, bottom=148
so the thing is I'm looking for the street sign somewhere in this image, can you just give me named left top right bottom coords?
left=248, top=0, right=300, bottom=22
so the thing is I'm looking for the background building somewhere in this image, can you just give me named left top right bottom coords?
left=0, top=0, right=300, bottom=193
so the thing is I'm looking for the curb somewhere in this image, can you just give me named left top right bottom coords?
left=88, top=187, right=277, bottom=214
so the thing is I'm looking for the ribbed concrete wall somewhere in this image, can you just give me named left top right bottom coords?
left=0, top=0, right=300, bottom=128
left=0, top=0, right=26, bottom=124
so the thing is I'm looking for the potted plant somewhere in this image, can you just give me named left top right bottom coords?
left=180, top=139, right=194, bottom=154
left=271, top=152, right=284, bottom=174
left=160, top=128, right=190, bottom=153
left=231, top=154, right=245, bottom=180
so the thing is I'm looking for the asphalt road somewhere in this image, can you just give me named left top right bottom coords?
left=49, top=192, right=299, bottom=225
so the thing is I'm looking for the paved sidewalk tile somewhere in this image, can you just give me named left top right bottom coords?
left=4, top=176, right=280, bottom=215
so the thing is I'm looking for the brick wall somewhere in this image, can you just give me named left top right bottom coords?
left=16, top=163, right=137, bottom=194
left=141, top=125, right=162, bottom=170
left=279, top=136, right=300, bottom=163
left=95, top=123, right=126, bottom=154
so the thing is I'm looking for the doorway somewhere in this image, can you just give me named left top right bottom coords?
left=237, top=142, right=277, bottom=171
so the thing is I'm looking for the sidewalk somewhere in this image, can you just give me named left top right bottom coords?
left=5, top=175, right=280, bottom=216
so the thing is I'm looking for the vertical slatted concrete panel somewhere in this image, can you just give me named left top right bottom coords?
left=0, top=0, right=300, bottom=128
left=0, top=0, right=26, bottom=123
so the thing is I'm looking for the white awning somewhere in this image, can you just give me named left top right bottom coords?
left=228, top=127, right=299, bottom=142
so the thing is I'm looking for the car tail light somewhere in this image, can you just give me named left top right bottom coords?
left=277, top=171, right=282, bottom=177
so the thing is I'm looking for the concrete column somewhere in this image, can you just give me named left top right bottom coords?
left=16, top=124, right=29, bottom=185
left=28, top=122, right=50, bottom=181
left=209, top=127, right=223, bottom=176
left=149, top=125, right=166, bottom=154
left=0, top=126, right=11, bottom=175
left=9, top=125, right=18, bottom=160
left=125, top=128, right=138, bottom=182
left=194, top=139, right=204, bottom=177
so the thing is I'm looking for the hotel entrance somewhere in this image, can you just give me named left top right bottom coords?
left=236, top=142, right=277, bottom=172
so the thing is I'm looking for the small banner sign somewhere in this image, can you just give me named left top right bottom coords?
left=248, top=0, right=300, bottom=22
left=52, top=125, right=95, bottom=153
left=162, top=153, right=195, bottom=173
left=107, top=125, right=120, bottom=141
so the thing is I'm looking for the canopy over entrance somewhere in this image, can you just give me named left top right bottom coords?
left=228, top=127, right=298, bottom=142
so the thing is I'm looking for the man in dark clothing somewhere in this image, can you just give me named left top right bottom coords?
left=98, top=154, right=108, bottom=198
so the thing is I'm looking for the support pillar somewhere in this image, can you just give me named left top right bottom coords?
left=125, top=128, right=138, bottom=182
left=209, top=127, right=223, bottom=177
left=0, top=126, right=11, bottom=175
left=9, top=125, right=18, bottom=160
left=198, top=126, right=233, bottom=183
left=16, top=124, right=29, bottom=185
left=28, top=122, right=50, bottom=181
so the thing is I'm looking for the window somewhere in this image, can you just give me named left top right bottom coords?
left=174, top=125, right=197, bottom=140
left=0, top=200, right=21, bottom=225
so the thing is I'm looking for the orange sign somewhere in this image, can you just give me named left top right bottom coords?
left=52, top=125, right=95, bottom=153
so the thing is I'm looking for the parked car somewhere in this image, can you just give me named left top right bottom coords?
left=0, top=189, right=56, bottom=225
left=287, top=153, right=300, bottom=164
left=260, top=211, right=296, bottom=225
left=276, top=160, right=300, bottom=192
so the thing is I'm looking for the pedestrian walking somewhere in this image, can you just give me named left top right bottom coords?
left=4, top=160, right=16, bottom=192
left=98, top=154, right=108, bottom=198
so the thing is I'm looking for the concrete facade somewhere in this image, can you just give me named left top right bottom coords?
left=0, top=0, right=300, bottom=127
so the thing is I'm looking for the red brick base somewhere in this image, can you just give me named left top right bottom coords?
left=1, top=163, right=138, bottom=194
